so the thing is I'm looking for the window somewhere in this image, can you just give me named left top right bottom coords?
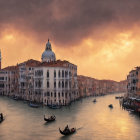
left=38, top=80, right=42, bottom=88
left=58, top=81, right=61, bottom=88
left=51, top=92, right=53, bottom=97
left=0, top=84, right=4, bottom=88
left=54, top=92, right=56, bottom=97
left=62, top=70, right=64, bottom=77
left=54, top=81, right=56, bottom=88
left=62, top=81, right=64, bottom=88
left=58, top=70, right=61, bottom=77
left=62, top=92, right=64, bottom=97
left=65, top=71, right=67, bottom=77
left=65, top=93, right=67, bottom=98
left=35, top=70, right=43, bottom=76
left=58, top=92, right=60, bottom=98
left=54, top=70, right=56, bottom=78
left=47, top=92, right=50, bottom=96
left=47, top=81, right=49, bottom=88
left=65, top=81, right=68, bottom=88
left=47, top=70, right=49, bottom=78
left=0, top=77, right=4, bottom=80
left=69, top=81, right=71, bottom=88
left=69, top=71, right=71, bottom=77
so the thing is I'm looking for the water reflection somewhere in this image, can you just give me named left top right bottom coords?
left=0, top=93, right=140, bottom=140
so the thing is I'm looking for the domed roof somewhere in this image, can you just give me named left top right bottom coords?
left=42, top=50, right=56, bottom=59
left=41, top=39, right=56, bottom=62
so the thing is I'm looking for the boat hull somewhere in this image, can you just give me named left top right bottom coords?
left=59, top=128, right=76, bottom=136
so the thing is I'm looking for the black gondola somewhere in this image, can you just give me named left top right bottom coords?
left=93, top=99, right=97, bottom=102
left=115, top=96, right=123, bottom=99
left=59, top=127, right=76, bottom=136
left=44, top=115, right=56, bottom=122
left=48, top=104, right=61, bottom=109
left=0, top=118, right=4, bottom=123
left=108, top=104, right=113, bottom=108
left=29, top=103, right=40, bottom=108
left=0, top=113, right=4, bottom=123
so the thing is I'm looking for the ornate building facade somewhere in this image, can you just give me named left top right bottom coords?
left=0, top=40, right=79, bottom=106
left=127, top=67, right=140, bottom=97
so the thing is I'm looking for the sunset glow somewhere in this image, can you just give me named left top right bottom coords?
left=0, top=0, right=140, bottom=81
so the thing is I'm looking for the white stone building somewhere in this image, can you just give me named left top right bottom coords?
left=0, top=40, right=79, bottom=106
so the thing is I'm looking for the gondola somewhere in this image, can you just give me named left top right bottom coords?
left=13, top=97, right=19, bottom=101
left=0, top=118, right=4, bottom=123
left=44, top=115, right=56, bottom=122
left=48, top=104, right=61, bottom=109
left=59, top=127, right=76, bottom=136
left=29, top=103, right=40, bottom=108
left=0, top=114, right=4, bottom=123
left=115, top=96, right=123, bottom=99
left=93, top=99, right=97, bottom=102
left=108, top=104, right=113, bottom=108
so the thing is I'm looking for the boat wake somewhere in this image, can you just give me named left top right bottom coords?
left=77, top=126, right=83, bottom=130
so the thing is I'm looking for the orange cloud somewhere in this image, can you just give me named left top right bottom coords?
left=0, top=26, right=140, bottom=81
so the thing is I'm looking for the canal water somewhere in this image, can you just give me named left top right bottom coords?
left=0, top=93, right=140, bottom=140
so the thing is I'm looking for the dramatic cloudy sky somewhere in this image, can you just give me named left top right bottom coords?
left=0, top=0, right=140, bottom=81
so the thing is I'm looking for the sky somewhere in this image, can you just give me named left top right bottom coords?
left=0, top=0, right=140, bottom=81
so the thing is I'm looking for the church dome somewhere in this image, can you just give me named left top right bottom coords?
left=41, top=39, right=56, bottom=62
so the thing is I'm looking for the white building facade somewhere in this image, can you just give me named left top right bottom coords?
left=0, top=40, right=79, bottom=106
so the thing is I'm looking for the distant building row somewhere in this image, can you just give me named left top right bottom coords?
left=78, top=75, right=127, bottom=97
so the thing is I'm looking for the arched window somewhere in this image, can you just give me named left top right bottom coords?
left=62, top=81, right=64, bottom=88
left=65, top=81, right=67, bottom=88
left=69, top=81, right=71, bottom=88
left=62, top=70, right=64, bottom=77
left=58, top=92, right=60, bottom=98
left=47, top=81, right=49, bottom=88
left=47, top=92, right=50, bottom=96
left=69, top=71, right=71, bottom=77
left=54, top=92, right=56, bottom=97
left=65, top=71, right=67, bottom=77
left=47, top=70, right=49, bottom=78
left=58, top=70, right=61, bottom=77
left=54, top=70, right=56, bottom=78
left=58, top=81, right=61, bottom=88
left=38, top=80, right=41, bottom=88
left=54, top=81, right=56, bottom=88
left=62, top=92, right=64, bottom=97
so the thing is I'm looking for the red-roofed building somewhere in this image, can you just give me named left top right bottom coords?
left=0, top=40, right=79, bottom=106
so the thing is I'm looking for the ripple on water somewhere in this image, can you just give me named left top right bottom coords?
left=0, top=93, right=140, bottom=140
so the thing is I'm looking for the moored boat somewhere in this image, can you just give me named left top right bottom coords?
left=59, top=127, right=76, bottom=136
left=29, top=103, right=40, bottom=108
left=115, top=96, right=123, bottom=99
left=48, top=104, right=61, bottom=109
